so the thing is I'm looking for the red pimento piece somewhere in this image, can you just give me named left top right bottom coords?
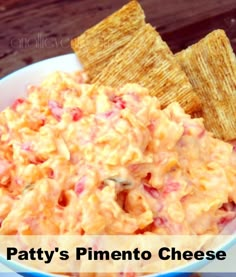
left=75, top=176, right=86, bottom=195
left=198, top=128, right=205, bottom=138
left=218, top=214, right=235, bottom=226
left=163, top=181, right=180, bottom=194
left=11, top=98, right=24, bottom=110
left=143, top=184, right=159, bottom=198
left=112, top=96, right=126, bottom=109
left=48, top=100, right=63, bottom=121
left=47, top=168, right=54, bottom=179
left=21, top=142, right=32, bottom=151
left=220, top=202, right=235, bottom=212
left=39, top=118, right=45, bottom=127
left=58, top=191, right=68, bottom=207
left=148, top=121, right=155, bottom=133
left=154, top=216, right=167, bottom=227
left=30, top=157, right=44, bottom=165
left=144, top=172, right=152, bottom=182
left=71, top=107, right=83, bottom=121
left=98, top=181, right=105, bottom=190
left=128, top=164, right=139, bottom=172
left=104, top=111, right=115, bottom=118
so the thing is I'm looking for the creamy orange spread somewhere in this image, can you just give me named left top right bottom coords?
left=0, top=71, right=235, bottom=235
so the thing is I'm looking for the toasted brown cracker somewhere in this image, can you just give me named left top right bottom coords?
left=71, top=0, right=145, bottom=80
left=92, top=24, right=201, bottom=114
left=176, top=29, right=236, bottom=140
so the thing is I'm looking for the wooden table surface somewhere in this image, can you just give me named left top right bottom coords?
left=0, top=0, right=236, bottom=78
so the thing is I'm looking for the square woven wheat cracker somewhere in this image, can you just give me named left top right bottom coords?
left=71, top=0, right=145, bottom=79
left=93, top=24, right=201, bottom=115
left=176, top=29, right=236, bottom=140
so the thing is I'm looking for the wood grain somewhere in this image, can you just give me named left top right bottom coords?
left=0, top=0, right=236, bottom=78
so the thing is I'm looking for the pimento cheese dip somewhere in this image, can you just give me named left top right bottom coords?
left=0, top=71, right=235, bottom=236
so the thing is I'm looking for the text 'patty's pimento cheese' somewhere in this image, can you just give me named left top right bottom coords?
left=0, top=71, right=236, bottom=236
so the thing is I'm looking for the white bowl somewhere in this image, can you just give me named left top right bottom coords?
left=0, top=54, right=235, bottom=277
left=0, top=53, right=81, bottom=111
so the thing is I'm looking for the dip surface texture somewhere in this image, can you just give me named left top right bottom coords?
left=0, top=71, right=235, bottom=235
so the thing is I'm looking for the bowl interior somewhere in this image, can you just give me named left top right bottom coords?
left=0, top=54, right=235, bottom=277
